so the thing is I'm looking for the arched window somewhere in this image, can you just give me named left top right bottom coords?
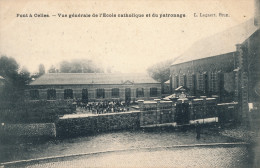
left=209, top=71, right=217, bottom=93
left=112, top=88, right=119, bottom=97
left=64, top=89, right=73, bottom=99
left=203, top=72, right=208, bottom=95
left=47, top=89, right=56, bottom=100
left=30, top=90, right=39, bottom=100
left=136, top=88, right=144, bottom=97
left=187, top=74, right=192, bottom=89
left=96, top=88, right=105, bottom=98
left=150, top=88, right=158, bottom=97
left=198, top=73, right=204, bottom=91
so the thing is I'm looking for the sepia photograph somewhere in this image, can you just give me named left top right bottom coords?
left=0, top=0, right=259, bottom=167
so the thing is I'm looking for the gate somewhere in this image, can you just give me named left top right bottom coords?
left=175, top=101, right=190, bottom=125
left=125, top=88, right=131, bottom=105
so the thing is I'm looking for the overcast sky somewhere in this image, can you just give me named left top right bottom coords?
left=0, top=0, right=254, bottom=74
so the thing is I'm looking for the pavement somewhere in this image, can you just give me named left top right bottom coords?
left=0, top=129, right=240, bottom=161
left=2, top=120, right=259, bottom=167
left=4, top=144, right=250, bottom=168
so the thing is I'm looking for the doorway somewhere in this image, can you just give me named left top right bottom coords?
left=125, top=88, right=131, bottom=105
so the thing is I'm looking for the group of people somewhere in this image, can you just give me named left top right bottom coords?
left=75, top=100, right=131, bottom=114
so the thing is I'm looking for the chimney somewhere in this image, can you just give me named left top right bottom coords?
left=255, top=0, right=260, bottom=26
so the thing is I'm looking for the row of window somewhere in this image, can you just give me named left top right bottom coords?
left=29, top=88, right=158, bottom=100
left=172, top=72, right=224, bottom=94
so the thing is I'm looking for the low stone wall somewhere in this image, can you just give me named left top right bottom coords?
left=56, top=111, right=140, bottom=137
left=96, top=112, right=140, bottom=132
left=0, top=123, right=56, bottom=138
left=160, top=108, right=175, bottom=123
left=55, top=116, right=96, bottom=137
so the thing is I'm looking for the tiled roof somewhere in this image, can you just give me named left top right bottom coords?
left=29, top=73, right=159, bottom=85
left=172, top=18, right=259, bottom=65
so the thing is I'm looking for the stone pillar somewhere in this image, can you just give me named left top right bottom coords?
left=104, top=88, right=111, bottom=100
left=138, top=100, right=144, bottom=126
left=236, top=44, right=249, bottom=124
left=154, top=99, right=161, bottom=124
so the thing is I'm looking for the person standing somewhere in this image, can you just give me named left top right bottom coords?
left=195, top=121, right=201, bottom=140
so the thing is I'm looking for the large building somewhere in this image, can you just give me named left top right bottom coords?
left=26, top=73, right=161, bottom=103
left=170, top=18, right=260, bottom=122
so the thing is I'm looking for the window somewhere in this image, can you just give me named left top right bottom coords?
left=112, top=88, right=119, bottom=97
left=64, top=89, right=73, bottom=99
left=187, top=74, right=193, bottom=89
left=198, top=73, right=204, bottom=91
left=30, top=90, right=39, bottom=100
left=136, top=88, right=144, bottom=97
left=150, top=88, right=157, bottom=97
left=209, top=72, right=217, bottom=93
left=179, top=74, right=184, bottom=86
left=96, top=88, right=105, bottom=98
left=198, top=72, right=208, bottom=94
left=47, top=89, right=56, bottom=100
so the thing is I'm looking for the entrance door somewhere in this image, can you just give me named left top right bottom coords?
left=125, top=88, right=131, bottom=105
left=82, top=89, right=88, bottom=103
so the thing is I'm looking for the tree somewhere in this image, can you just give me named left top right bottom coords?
left=147, top=59, right=174, bottom=84
left=0, top=56, right=31, bottom=102
left=48, top=65, right=57, bottom=73
left=0, top=55, right=19, bottom=79
left=59, top=59, right=104, bottom=73
left=13, top=67, right=31, bottom=100
left=60, top=61, right=71, bottom=73
left=18, top=67, right=31, bottom=86
left=38, top=64, right=45, bottom=76
left=0, top=56, right=19, bottom=102
left=147, top=58, right=178, bottom=94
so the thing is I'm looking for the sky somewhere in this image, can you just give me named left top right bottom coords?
left=0, top=0, right=255, bottom=74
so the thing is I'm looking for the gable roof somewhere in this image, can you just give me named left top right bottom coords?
left=172, top=18, right=259, bottom=66
left=29, top=73, right=159, bottom=85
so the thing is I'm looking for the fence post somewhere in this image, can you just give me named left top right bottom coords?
left=154, top=99, right=161, bottom=124
left=137, top=100, right=144, bottom=126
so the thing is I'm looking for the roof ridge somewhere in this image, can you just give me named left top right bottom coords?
left=30, top=73, right=159, bottom=85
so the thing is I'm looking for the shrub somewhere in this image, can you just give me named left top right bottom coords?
left=0, top=100, right=75, bottom=123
